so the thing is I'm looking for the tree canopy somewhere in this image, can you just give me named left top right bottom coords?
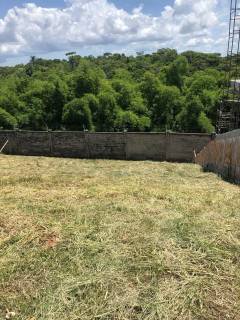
left=0, top=49, right=225, bottom=133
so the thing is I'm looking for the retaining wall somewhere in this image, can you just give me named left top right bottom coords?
left=195, top=129, right=240, bottom=183
left=0, top=131, right=212, bottom=162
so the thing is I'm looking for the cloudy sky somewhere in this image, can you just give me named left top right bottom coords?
left=0, top=0, right=229, bottom=66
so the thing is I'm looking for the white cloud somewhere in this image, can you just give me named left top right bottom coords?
left=0, top=0, right=226, bottom=62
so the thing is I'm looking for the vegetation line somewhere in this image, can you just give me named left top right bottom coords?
left=0, top=49, right=224, bottom=133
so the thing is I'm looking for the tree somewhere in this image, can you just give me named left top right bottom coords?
left=25, top=56, right=36, bottom=77
left=71, top=62, right=103, bottom=98
left=153, top=48, right=178, bottom=64
left=47, top=77, right=68, bottom=129
left=62, top=98, right=93, bottom=131
left=198, top=111, right=215, bottom=133
left=112, top=79, right=133, bottom=109
left=185, top=72, right=218, bottom=94
left=0, top=94, right=24, bottom=118
left=166, top=56, right=188, bottom=89
left=65, top=52, right=80, bottom=70
left=0, top=48, right=227, bottom=132
left=140, top=72, right=161, bottom=109
left=22, top=98, right=47, bottom=130
left=184, top=72, right=220, bottom=125
left=151, top=84, right=183, bottom=131
left=115, top=110, right=151, bottom=132
left=96, top=92, right=119, bottom=131
left=21, top=76, right=68, bottom=129
left=176, top=97, right=214, bottom=133
left=115, top=110, right=139, bottom=131
left=181, top=51, right=222, bottom=72
left=80, top=94, right=99, bottom=123
left=0, top=108, right=17, bottom=129
left=130, top=94, right=149, bottom=116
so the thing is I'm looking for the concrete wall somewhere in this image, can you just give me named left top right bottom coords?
left=166, top=133, right=212, bottom=162
left=126, top=133, right=166, bottom=161
left=195, top=129, right=240, bottom=183
left=0, top=131, right=212, bottom=163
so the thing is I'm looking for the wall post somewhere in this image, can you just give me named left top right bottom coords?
left=84, top=132, right=91, bottom=158
left=14, top=130, right=19, bottom=154
left=165, top=131, right=171, bottom=161
left=49, top=131, right=53, bottom=156
left=123, top=131, right=127, bottom=160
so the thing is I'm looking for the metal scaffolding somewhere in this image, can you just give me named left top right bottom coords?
left=218, top=0, right=240, bottom=132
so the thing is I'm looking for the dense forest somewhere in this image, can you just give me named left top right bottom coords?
left=0, top=49, right=227, bottom=133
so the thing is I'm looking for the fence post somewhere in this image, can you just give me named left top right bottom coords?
left=165, top=131, right=170, bottom=161
left=84, top=131, right=91, bottom=159
left=49, top=131, right=53, bottom=156
left=123, top=131, right=127, bottom=160
left=14, top=130, right=19, bottom=154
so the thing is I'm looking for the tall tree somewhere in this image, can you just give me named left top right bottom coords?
left=62, top=98, right=93, bottom=131
left=166, top=56, right=189, bottom=89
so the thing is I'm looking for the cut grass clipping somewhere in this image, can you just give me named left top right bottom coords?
left=0, top=155, right=240, bottom=320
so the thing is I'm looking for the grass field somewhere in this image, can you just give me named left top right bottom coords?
left=0, top=155, right=240, bottom=320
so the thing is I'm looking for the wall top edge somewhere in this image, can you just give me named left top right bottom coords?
left=216, top=129, right=240, bottom=140
left=0, top=130, right=212, bottom=136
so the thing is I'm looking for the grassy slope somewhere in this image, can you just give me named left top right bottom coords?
left=0, top=155, right=240, bottom=320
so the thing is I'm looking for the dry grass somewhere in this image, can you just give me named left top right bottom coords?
left=0, top=155, right=240, bottom=320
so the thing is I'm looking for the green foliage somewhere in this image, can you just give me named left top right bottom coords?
left=80, top=94, right=99, bottom=122
left=115, top=110, right=151, bottom=132
left=50, top=78, right=68, bottom=128
left=21, top=78, right=67, bottom=129
left=0, top=107, right=17, bottom=129
left=198, top=111, right=215, bottom=133
left=62, top=98, right=93, bottom=131
left=112, top=79, right=134, bottom=109
left=151, top=84, right=182, bottom=131
left=166, top=56, right=189, bottom=89
left=0, top=94, right=23, bottom=117
left=96, top=92, right=119, bottom=131
left=181, top=51, right=222, bottom=72
left=152, top=48, right=178, bottom=64
left=0, top=48, right=224, bottom=132
left=71, top=62, right=103, bottom=98
left=112, top=79, right=146, bottom=116
left=22, top=98, right=47, bottom=130
left=176, top=97, right=214, bottom=133
left=185, top=72, right=218, bottom=95
left=140, top=72, right=161, bottom=109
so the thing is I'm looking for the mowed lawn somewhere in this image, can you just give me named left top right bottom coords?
left=0, top=156, right=240, bottom=320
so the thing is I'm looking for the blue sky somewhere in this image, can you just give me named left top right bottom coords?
left=0, top=0, right=228, bottom=66
left=0, top=0, right=172, bottom=17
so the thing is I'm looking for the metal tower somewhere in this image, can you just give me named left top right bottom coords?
left=218, top=0, right=240, bottom=132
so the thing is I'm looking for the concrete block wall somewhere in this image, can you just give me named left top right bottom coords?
left=16, top=131, right=51, bottom=156
left=87, top=133, right=125, bottom=159
left=52, top=132, right=87, bottom=158
left=195, top=129, right=240, bottom=183
left=126, top=133, right=166, bottom=161
left=167, top=133, right=213, bottom=162
left=0, top=131, right=212, bottom=163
